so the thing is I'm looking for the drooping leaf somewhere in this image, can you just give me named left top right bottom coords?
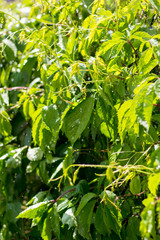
left=17, top=202, right=48, bottom=219
left=63, top=96, right=95, bottom=144
left=62, top=208, right=77, bottom=229
left=76, top=192, right=97, bottom=216
left=77, top=199, right=96, bottom=240
left=3, top=39, right=17, bottom=62
left=154, top=79, right=160, bottom=99
left=130, top=176, right=141, bottom=195
left=0, top=111, right=12, bottom=136
left=95, top=204, right=109, bottom=235
left=42, top=104, right=60, bottom=131
left=136, top=84, right=155, bottom=131
left=148, top=173, right=160, bottom=196
left=49, top=205, right=60, bottom=240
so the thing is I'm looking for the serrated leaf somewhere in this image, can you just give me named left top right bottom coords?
left=95, top=204, right=109, bottom=235
left=3, top=39, right=17, bottom=61
left=23, top=98, right=30, bottom=120
left=149, top=0, right=160, bottom=11
left=138, top=48, right=153, bottom=73
left=27, top=191, right=48, bottom=206
left=148, top=173, right=160, bottom=196
left=63, top=96, right=95, bottom=144
left=41, top=213, right=52, bottom=240
left=131, top=31, right=151, bottom=41
left=142, top=59, right=158, bottom=75
left=118, top=100, right=133, bottom=143
left=66, top=31, right=77, bottom=54
left=17, top=202, right=48, bottom=219
left=103, top=202, right=122, bottom=237
left=62, top=208, right=77, bottom=229
left=48, top=162, right=63, bottom=182
left=154, top=79, right=160, bottom=99
left=77, top=199, right=96, bottom=240
left=76, top=192, right=97, bottom=216
left=136, top=84, right=155, bottom=131
left=130, top=176, right=141, bottom=195
left=0, top=111, right=12, bottom=136
left=27, top=147, right=43, bottom=161
left=38, top=122, right=53, bottom=151
left=49, top=205, right=60, bottom=240
left=32, top=114, right=42, bottom=145
left=63, top=146, right=73, bottom=174
left=42, top=104, right=60, bottom=131
left=140, top=195, right=156, bottom=239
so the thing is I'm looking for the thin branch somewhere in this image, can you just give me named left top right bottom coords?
left=7, top=87, right=29, bottom=91
left=114, top=189, right=148, bottom=202
left=128, top=40, right=139, bottom=58
left=49, top=188, right=76, bottom=204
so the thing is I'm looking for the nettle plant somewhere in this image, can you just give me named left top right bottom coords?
left=0, top=0, right=160, bottom=239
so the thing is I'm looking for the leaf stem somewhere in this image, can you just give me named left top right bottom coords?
left=49, top=188, right=76, bottom=204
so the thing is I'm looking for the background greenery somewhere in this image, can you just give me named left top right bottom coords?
left=0, top=0, right=160, bottom=239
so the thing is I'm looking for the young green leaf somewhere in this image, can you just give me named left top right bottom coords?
left=130, top=176, right=141, bottom=195
left=148, top=173, right=160, bottom=196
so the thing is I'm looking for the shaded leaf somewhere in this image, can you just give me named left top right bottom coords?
left=63, top=96, right=95, bottom=144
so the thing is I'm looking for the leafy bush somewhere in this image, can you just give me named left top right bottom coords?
left=0, top=0, right=160, bottom=239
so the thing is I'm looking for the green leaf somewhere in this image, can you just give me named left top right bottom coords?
left=27, top=191, right=48, bottom=206
left=3, top=39, right=17, bottom=61
left=130, top=176, right=141, bottom=195
left=131, top=31, right=151, bottom=41
left=142, top=59, right=158, bottom=75
left=151, top=146, right=160, bottom=168
left=118, top=100, right=133, bottom=143
left=0, top=111, right=12, bottom=136
left=95, top=204, right=109, bottom=235
left=149, top=0, right=160, bottom=11
left=62, top=208, right=77, bottom=229
left=140, top=195, right=156, bottom=239
left=23, top=98, right=30, bottom=120
left=148, top=173, right=160, bottom=196
left=27, top=147, right=43, bottom=161
left=154, top=79, right=160, bottom=99
left=138, top=48, right=153, bottom=73
left=63, top=96, right=95, bottom=144
left=17, top=202, right=48, bottom=219
left=32, top=112, right=42, bottom=145
left=49, top=205, right=60, bottom=240
left=136, top=84, right=155, bottom=131
left=42, top=104, right=60, bottom=131
left=5, top=146, right=27, bottom=168
left=6, top=201, right=21, bottom=223
left=77, top=199, right=96, bottom=240
left=48, top=162, right=63, bottom=182
left=63, top=146, right=73, bottom=174
left=66, top=31, right=77, bottom=54
left=126, top=217, right=140, bottom=240
left=41, top=212, right=52, bottom=240
left=76, top=192, right=97, bottom=216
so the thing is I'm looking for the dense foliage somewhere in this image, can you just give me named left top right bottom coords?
left=0, top=0, right=160, bottom=239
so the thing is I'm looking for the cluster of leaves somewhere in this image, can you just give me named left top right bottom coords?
left=0, top=0, right=160, bottom=239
